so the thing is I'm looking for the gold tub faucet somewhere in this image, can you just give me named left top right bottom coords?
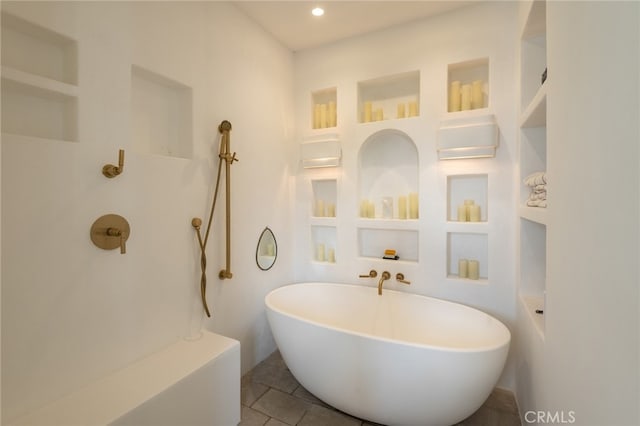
left=377, top=271, right=391, bottom=295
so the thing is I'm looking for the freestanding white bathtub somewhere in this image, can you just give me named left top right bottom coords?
left=265, top=282, right=511, bottom=426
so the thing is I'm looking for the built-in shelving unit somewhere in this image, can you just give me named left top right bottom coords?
left=131, top=65, right=193, bottom=159
left=447, top=232, right=488, bottom=282
left=311, top=87, right=337, bottom=130
left=1, top=12, right=78, bottom=143
left=357, top=71, right=420, bottom=123
left=447, top=58, right=489, bottom=113
left=518, top=0, right=547, bottom=334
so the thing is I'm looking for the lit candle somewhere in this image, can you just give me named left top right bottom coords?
left=468, top=260, right=479, bottom=280
left=449, top=81, right=461, bottom=112
left=457, top=205, right=468, bottom=222
left=315, top=200, right=324, bottom=217
left=316, top=244, right=325, bottom=262
left=397, top=103, right=406, bottom=119
left=408, top=101, right=418, bottom=117
left=398, top=195, right=407, bottom=219
left=328, top=248, right=335, bottom=263
left=319, top=103, right=328, bottom=128
left=472, top=80, right=484, bottom=109
left=469, top=205, right=481, bottom=222
left=328, top=101, right=337, bottom=127
left=327, top=203, right=336, bottom=217
left=408, top=192, right=419, bottom=219
left=458, top=259, right=468, bottom=278
left=461, top=84, right=472, bottom=111
left=364, top=102, right=372, bottom=122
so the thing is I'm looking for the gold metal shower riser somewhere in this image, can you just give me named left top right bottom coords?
left=191, top=120, right=238, bottom=317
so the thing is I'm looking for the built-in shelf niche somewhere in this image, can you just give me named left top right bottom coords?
left=311, top=179, right=337, bottom=218
left=131, top=65, right=193, bottom=159
left=447, top=174, right=488, bottom=222
left=447, top=232, right=488, bottom=281
left=521, top=0, right=546, bottom=112
left=520, top=218, right=546, bottom=298
left=311, top=87, right=337, bottom=129
left=1, top=12, right=78, bottom=142
left=448, top=58, right=489, bottom=113
left=311, top=225, right=337, bottom=263
left=520, top=127, right=547, bottom=206
left=358, top=228, right=418, bottom=262
left=357, top=71, right=420, bottom=123
left=358, top=129, right=418, bottom=219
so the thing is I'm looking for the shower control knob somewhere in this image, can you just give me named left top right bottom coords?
left=359, top=270, right=378, bottom=278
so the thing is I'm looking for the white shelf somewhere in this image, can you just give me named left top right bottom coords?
left=519, top=294, right=545, bottom=339
left=355, top=218, right=419, bottom=231
left=519, top=205, right=547, bottom=225
left=445, top=221, right=489, bottom=233
left=446, top=275, right=489, bottom=285
left=520, top=83, right=547, bottom=128
left=521, top=0, right=546, bottom=39
left=1, top=66, right=79, bottom=98
left=310, top=217, right=337, bottom=226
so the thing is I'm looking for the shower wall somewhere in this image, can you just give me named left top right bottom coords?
left=1, top=1, right=294, bottom=422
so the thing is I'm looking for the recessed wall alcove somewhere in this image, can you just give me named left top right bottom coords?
left=357, top=129, right=419, bottom=262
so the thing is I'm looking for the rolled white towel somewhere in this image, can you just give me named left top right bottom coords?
left=527, top=198, right=548, bottom=208
left=533, top=184, right=546, bottom=192
left=528, top=191, right=547, bottom=201
left=524, top=172, right=547, bottom=187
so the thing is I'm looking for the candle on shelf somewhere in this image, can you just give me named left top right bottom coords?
left=316, top=244, right=325, bottom=262
left=319, top=103, right=328, bottom=128
left=449, top=80, right=461, bottom=112
left=327, top=248, right=335, bottom=263
left=327, top=203, right=336, bottom=217
left=398, top=195, right=407, bottom=219
left=315, top=200, right=324, bottom=217
left=468, top=204, right=481, bottom=222
left=408, top=101, right=418, bottom=117
left=313, top=104, right=321, bottom=129
left=367, top=201, right=375, bottom=218
left=468, top=260, right=480, bottom=280
left=457, top=205, right=468, bottom=222
left=472, top=80, right=484, bottom=109
left=364, top=102, right=372, bottom=122
left=360, top=200, right=369, bottom=218
left=461, top=84, right=472, bottom=111
left=458, top=259, right=468, bottom=278
left=397, top=103, right=406, bottom=119
left=382, top=196, right=393, bottom=219
left=375, top=108, right=384, bottom=121
left=328, top=101, right=337, bottom=127
left=408, top=192, right=419, bottom=219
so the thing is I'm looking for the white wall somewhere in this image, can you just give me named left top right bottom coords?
left=1, top=2, right=294, bottom=422
left=544, top=2, right=639, bottom=424
left=291, top=2, right=518, bottom=389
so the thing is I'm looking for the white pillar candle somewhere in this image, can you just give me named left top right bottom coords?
left=461, top=84, right=472, bottom=111
left=360, top=200, right=368, bottom=218
left=397, top=103, right=406, bottom=119
left=468, top=204, right=481, bottom=222
left=375, top=108, right=384, bottom=121
left=315, top=200, right=324, bottom=217
left=468, top=260, right=480, bottom=280
left=449, top=81, right=461, bottom=112
left=327, top=248, right=335, bottom=263
left=408, top=101, right=418, bottom=117
left=316, top=244, right=325, bottom=262
left=367, top=201, right=375, bottom=218
left=408, top=192, right=419, bottom=219
left=457, top=205, right=468, bottom=222
left=398, top=195, right=407, bottom=219
left=364, top=102, right=372, bottom=122
left=458, top=259, right=468, bottom=278
left=319, top=103, right=328, bottom=128
left=327, top=203, right=336, bottom=217
left=328, top=101, right=336, bottom=127
left=313, top=104, right=321, bottom=129
left=472, top=80, right=484, bottom=109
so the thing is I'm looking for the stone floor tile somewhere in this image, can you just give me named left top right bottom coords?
left=242, top=374, right=269, bottom=406
left=239, top=405, right=270, bottom=426
left=483, top=387, right=520, bottom=414
left=252, top=388, right=312, bottom=425
left=265, top=418, right=290, bottom=426
left=298, top=404, right=362, bottom=426
left=292, top=385, right=330, bottom=407
left=250, top=352, right=300, bottom=393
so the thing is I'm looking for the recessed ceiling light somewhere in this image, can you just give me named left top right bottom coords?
left=311, top=7, right=324, bottom=17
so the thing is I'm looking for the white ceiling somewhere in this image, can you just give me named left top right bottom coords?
left=235, top=1, right=477, bottom=51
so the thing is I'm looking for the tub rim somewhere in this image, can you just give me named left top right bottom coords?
left=265, top=282, right=511, bottom=354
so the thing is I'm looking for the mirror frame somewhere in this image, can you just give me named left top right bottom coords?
left=256, top=226, right=277, bottom=271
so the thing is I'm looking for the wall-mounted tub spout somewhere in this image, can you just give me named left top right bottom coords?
left=192, top=120, right=238, bottom=317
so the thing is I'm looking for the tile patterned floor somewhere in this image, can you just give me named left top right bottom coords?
left=240, top=350, right=521, bottom=426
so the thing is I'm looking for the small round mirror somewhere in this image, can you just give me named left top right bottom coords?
left=256, top=227, right=277, bottom=271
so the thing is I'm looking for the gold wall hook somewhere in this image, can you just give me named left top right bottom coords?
left=90, top=214, right=130, bottom=254
left=102, top=149, right=125, bottom=178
